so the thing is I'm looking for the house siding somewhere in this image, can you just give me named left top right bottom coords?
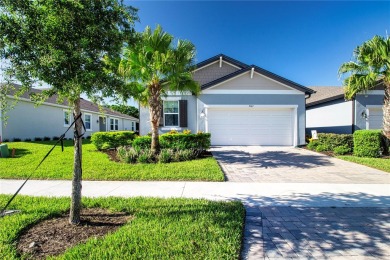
left=1, top=98, right=136, bottom=141
left=306, top=99, right=353, bottom=134
left=354, top=93, right=384, bottom=131
left=193, top=61, right=240, bottom=86
left=197, top=94, right=306, bottom=145
left=139, top=95, right=197, bottom=136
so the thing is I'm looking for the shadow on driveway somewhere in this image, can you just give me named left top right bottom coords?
left=212, top=149, right=334, bottom=169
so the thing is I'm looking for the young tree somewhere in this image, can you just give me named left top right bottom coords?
left=109, top=104, right=139, bottom=118
left=0, top=0, right=137, bottom=224
left=117, top=25, right=200, bottom=153
left=339, top=35, right=390, bottom=138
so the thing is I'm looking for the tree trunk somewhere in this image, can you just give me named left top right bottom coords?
left=383, top=83, right=390, bottom=140
left=148, top=84, right=161, bottom=154
left=69, top=97, right=83, bottom=225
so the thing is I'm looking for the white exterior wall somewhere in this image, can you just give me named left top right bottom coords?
left=306, top=100, right=353, bottom=129
left=1, top=98, right=137, bottom=141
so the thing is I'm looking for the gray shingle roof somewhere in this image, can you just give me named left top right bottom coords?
left=306, top=87, right=345, bottom=107
left=4, top=84, right=138, bottom=121
left=195, top=54, right=314, bottom=94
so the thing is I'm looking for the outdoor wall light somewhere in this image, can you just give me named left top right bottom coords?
left=361, top=111, right=368, bottom=119
left=200, top=109, right=205, bottom=119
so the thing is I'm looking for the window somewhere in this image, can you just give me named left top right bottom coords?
left=131, top=121, right=135, bottom=131
left=164, top=101, right=179, bottom=127
left=64, top=110, right=71, bottom=126
left=110, top=118, right=119, bottom=131
left=84, top=114, right=92, bottom=131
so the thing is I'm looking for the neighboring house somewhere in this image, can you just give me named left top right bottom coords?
left=306, top=85, right=384, bottom=135
left=140, top=54, right=314, bottom=146
left=0, top=85, right=139, bottom=141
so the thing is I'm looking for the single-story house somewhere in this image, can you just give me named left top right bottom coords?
left=140, top=54, right=314, bottom=146
left=306, top=84, right=384, bottom=135
left=0, top=85, right=139, bottom=141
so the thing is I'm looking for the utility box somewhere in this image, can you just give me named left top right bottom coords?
left=0, top=144, right=9, bottom=158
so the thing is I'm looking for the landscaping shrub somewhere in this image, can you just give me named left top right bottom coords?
left=306, top=140, right=319, bottom=150
left=137, top=149, right=155, bottom=164
left=307, top=133, right=353, bottom=153
left=13, top=138, right=21, bottom=142
left=333, top=145, right=351, bottom=155
left=160, top=132, right=211, bottom=151
left=117, top=146, right=139, bottom=164
left=34, top=137, right=42, bottom=141
left=132, top=133, right=211, bottom=152
left=131, top=136, right=152, bottom=150
left=91, top=131, right=136, bottom=150
left=158, top=149, right=174, bottom=163
left=174, top=149, right=199, bottom=162
left=52, top=136, right=60, bottom=141
left=353, top=130, right=383, bottom=157
left=24, top=138, right=31, bottom=142
left=43, top=136, right=51, bottom=141
left=3, top=139, right=9, bottom=142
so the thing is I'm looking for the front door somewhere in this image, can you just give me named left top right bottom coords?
left=99, top=117, right=106, bottom=132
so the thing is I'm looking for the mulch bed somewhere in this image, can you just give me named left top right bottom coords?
left=17, top=208, right=131, bottom=259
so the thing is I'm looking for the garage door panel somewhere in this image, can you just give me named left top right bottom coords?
left=207, top=108, right=294, bottom=146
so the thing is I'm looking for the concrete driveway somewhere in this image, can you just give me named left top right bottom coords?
left=211, top=146, right=390, bottom=184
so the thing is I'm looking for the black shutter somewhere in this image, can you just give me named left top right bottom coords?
left=159, top=101, right=164, bottom=126
left=179, top=100, right=188, bottom=127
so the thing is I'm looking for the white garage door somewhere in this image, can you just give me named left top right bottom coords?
left=207, top=107, right=294, bottom=146
left=368, top=107, right=383, bottom=129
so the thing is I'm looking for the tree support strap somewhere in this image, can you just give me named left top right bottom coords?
left=0, top=113, right=85, bottom=217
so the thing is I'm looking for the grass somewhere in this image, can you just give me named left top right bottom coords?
left=0, top=195, right=245, bottom=259
left=337, top=155, right=390, bottom=173
left=0, top=141, right=224, bottom=181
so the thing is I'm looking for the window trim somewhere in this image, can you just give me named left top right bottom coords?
left=84, top=113, right=92, bottom=131
left=163, top=100, right=179, bottom=127
left=109, top=117, right=119, bottom=131
left=131, top=121, right=135, bottom=131
left=63, top=110, right=71, bottom=127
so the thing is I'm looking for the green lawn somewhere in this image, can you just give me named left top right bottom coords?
left=0, top=195, right=244, bottom=259
left=0, top=141, right=224, bottom=181
left=337, top=155, right=390, bottom=173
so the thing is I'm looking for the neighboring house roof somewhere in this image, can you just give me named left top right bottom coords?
left=306, top=87, right=345, bottom=107
left=195, top=54, right=314, bottom=95
left=3, top=84, right=139, bottom=122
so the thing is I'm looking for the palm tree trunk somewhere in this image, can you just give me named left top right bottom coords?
left=69, top=97, right=83, bottom=225
left=149, top=84, right=161, bottom=154
left=383, top=83, right=390, bottom=138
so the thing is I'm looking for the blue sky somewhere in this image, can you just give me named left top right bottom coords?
left=128, top=0, right=390, bottom=87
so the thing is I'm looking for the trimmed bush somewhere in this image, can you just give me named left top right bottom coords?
left=131, top=136, right=152, bottom=150
left=132, top=133, right=211, bottom=152
left=34, top=137, right=42, bottom=141
left=24, top=138, right=31, bottom=142
left=334, top=145, right=351, bottom=155
left=43, top=136, right=51, bottom=141
left=307, top=133, right=353, bottom=153
left=160, top=132, right=211, bottom=151
left=91, top=131, right=136, bottom=150
left=13, top=138, right=21, bottom=142
left=353, top=130, right=383, bottom=157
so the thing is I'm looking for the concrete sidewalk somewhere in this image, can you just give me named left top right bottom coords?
left=1, top=180, right=390, bottom=259
left=1, top=180, right=389, bottom=207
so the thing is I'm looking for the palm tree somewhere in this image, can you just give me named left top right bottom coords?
left=339, top=35, right=390, bottom=138
left=118, top=25, right=200, bottom=153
